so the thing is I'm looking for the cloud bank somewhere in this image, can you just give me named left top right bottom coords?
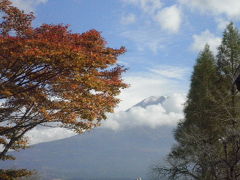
left=26, top=127, right=75, bottom=145
left=116, top=66, right=188, bottom=111
left=25, top=66, right=188, bottom=144
left=103, top=93, right=185, bottom=130
left=26, top=93, right=185, bottom=144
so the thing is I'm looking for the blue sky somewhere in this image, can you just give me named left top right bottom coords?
left=12, top=0, right=217, bottom=66
left=11, top=0, right=240, bottom=109
left=11, top=0, right=240, bottom=110
left=9, top=0, right=240, bottom=142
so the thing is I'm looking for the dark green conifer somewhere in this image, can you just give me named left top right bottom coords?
left=153, top=22, right=240, bottom=180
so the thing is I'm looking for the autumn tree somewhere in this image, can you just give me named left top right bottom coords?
left=0, top=0, right=127, bottom=178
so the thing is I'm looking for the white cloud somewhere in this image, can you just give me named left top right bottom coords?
left=163, top=93, right=185, bottom=113
left=103, top=93, right=185, bottom=130
left=116, top=67, right=188, bottom=111
left=122, top=0, right=162, bottom=14
left=155, top=5, right=182, bottom=33
left=25, top=91, right=187, bottom=144
left=26, top=66, right=189, bottom=144
left=121, top=0, right=182, bottom=33
left=117, top=74, right=170, bottom=110
left=179, top=0, right=240, bottom=19
left=149, top=65, right=189, bottom=80
left=11, top=0, right=48, bottom=12
left=121, top=13, right=136, bottom=25
left=26, top=127, right=75, bottom=145
left=192, top=30, right=221, bottom=54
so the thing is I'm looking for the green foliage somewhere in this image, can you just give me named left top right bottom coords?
left=183, top=45, right=220, bottom=130
left=172, top=45, right=222, bottom=179
left=218, top=23, right=240, bottom=81
left=153, top=23, right=240, bottom=180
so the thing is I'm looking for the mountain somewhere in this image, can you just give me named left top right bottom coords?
left=1, top=96, right=176, bottom=180
left=128, top=96, right=168, bottom=110
left=2, top=127, right=174, bottom=180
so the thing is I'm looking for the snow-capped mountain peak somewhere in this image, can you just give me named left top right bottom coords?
left=130, top=96, right=168, bottom=109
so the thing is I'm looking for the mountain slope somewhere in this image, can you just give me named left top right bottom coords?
left=2, top=127, right=174, bottom=180
left=1, top=96, right=177, bottom=180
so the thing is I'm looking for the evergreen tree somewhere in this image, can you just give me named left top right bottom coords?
left=153, top=23, right=240, bottom=180
left=153, top=45, right=222, bottom=180
left=215, top=22, right=240, bottom=180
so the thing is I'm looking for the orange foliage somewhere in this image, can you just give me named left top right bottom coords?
left=0, top=0, right=127, bottom=164
left=0, top=169, right=32, bottom=180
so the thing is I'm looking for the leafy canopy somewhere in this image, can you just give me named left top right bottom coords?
left=0, top=0, right=127, bottom=163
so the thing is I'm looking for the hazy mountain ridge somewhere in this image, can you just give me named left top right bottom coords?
left=1, top=96, right=176, bottom=180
